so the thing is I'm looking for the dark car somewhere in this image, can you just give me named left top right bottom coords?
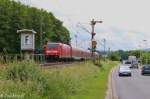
left=141, top=65, right=150, bottom=75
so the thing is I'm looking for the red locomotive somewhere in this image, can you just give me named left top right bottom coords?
left=44, top=42, right=99, bottom=61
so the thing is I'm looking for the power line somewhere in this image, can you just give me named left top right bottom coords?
left=55, top=0, right=81, bottom=46
left=76, top=22, right=91, bottom=34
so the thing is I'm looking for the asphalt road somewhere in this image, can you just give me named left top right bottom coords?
left=112, top=66, right=150, bottom=99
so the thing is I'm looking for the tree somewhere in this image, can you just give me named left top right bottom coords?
left=0, top=0, right=70, bottom=53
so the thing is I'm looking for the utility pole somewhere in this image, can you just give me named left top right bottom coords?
left=74, top=34, right=78, bottom=47
left=108, top=47, right=110, bottom=58
left=103, top=38, right=106, bottom=60
left=40, top=16, right=45, bottom=53
left=90, top=19, right=103, bottom=57
left=40, top=18, right=43, bottom=51
left=103, top=38, right=106, bottom=55
left=143, top=40, right=148, bottom=64
left=138, top=44, right=142, bottom=65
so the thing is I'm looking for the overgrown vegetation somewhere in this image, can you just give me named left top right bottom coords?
left=140, top=52, right=150, bottom=64
left=69, top=60, right=118, bottom=99
left=0, top=0, right=70, bottom=53
left=0, top=61, right=79, bottom=99
left=0, top=60, right=118, bottom=99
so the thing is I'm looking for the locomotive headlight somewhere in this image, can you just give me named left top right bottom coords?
left=46, top=50, right=58, bottom=53
left=52, top=51, right=58, bottom=53
left=46, top=51, right=51, bottom=53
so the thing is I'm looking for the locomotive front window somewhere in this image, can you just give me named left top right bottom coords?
left=48, top=43, right=57, bottom=48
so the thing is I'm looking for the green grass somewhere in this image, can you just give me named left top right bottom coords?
left=68, top=61, right=118, bottom=99
left=0, top=60, right=118, bottom=99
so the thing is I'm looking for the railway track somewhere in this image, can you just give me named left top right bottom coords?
left=41, top=61, right=84, bottom=69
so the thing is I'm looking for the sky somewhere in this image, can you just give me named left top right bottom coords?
left=17, top=0, right=150, bottom=51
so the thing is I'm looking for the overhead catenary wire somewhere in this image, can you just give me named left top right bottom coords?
left=55, top=0, right=91, bottom=49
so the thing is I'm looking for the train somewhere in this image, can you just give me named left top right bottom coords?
left=44, top=42, right=99, bottom=61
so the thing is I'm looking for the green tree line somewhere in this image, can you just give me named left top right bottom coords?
left=108, top=50, right=140, bottom=61
left=0, top=0, right=70, bottom=53
left=108, top=49, right=150, bottom=64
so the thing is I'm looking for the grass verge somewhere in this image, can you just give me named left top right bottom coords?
left=68, top=61, right=118, bottom=99
left=0, top=60, right=118, bottom=99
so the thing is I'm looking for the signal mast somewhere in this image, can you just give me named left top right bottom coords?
left=90, top=19, right=103, bottom=57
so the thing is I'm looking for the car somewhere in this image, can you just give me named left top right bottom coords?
left=124, top=61, right=132, bottom=67
left=124, top=60, right=138, bottom=69
left=130, top=61, right=139, bottom=69
left=118, top=66, right=132, bottom=76
left=141, top=65, right=150, bottom=75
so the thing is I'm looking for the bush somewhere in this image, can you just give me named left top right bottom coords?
left=0, top=61, right=79, bottom=99
left=109, top=53, right=120, bottom=61
left=5, top=61, right=40, bottom=81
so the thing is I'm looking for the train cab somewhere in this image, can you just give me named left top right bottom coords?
left=44, top=42, right=71, bottom=61
left=44, top=43, right=61, bottom=59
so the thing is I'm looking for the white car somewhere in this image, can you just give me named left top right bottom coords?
left=124, top=61, right=132, bottom=67
left=118, top=66, right=132, bottom=76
